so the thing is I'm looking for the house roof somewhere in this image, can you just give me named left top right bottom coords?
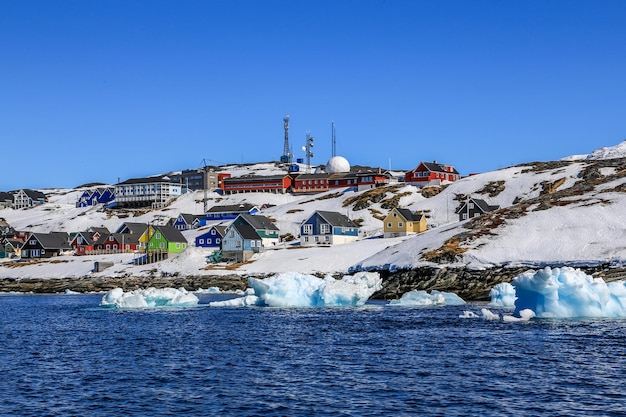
left=177, top=213, right=203, bottom=224
left=293, top=173, right=330, bottom=180
left=231, top=222, right=262, bottom=241
left=0, top=192, right=13, bottom=201
left=395, top=208, right=425, bottom=222
left=456, top=198, right=500, bottom=214
left=224, top=175, right=289, bottom=182
left=116, top=175, right=178, bottom=185
left=419, top=162, right=460, bottom=175
left=19, top=189, right=47, bottom=200
left=154, top=225, right=187, bottom=243
left=115, top=222, right=148, bottom=235
left=238, top=213, right=279, bottom=231
left=315, top=211, right=359, bottom=228
left=207, top=203, right=257, bottom=213
left=30, top=232, right=71, bottom=250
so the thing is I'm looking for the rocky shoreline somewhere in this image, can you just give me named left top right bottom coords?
left=2, top=264, right=626, bottom=300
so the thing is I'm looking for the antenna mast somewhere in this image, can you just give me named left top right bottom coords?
left=281, top=114, right=291, bottom=163
left=331, top=121, right=336, bottom=157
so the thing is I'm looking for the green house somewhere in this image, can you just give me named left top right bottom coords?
left=147, top=225, right=188, bottom=254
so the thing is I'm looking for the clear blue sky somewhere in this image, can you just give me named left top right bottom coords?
left=2, top=0, right=626, bottom=190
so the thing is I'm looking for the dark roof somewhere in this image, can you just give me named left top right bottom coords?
left=116, top=176, right=178, bottom=185
left=224, top=175, right=289, bottom=182
left=207, top=203, right=257, bottom=213
left=111, top=232, right=140, bottom=245
left=178, top=213, right=203, bottom=224
left=238, top=213, right=279, bottom=231
left=0, top=192, right=13, bottom=201
left=395, top=208, right=425, bottom=222
left=30, top=232, right=70, bottom=250
left=115, top=222, right=148, bottom=235
left=456, top=198, right=500, bottom=214
left=315, top=211, right=359, bottom=228
left=154, top=225, right=187, bottom=243
left=231, top=222, right=261, bottom=241
left=293, top=173, right=330, bottom=180
left=19, top=189, right=47, bottom=200
left=420, top=162, right=460, bottom=175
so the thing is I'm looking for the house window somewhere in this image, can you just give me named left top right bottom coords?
left=320, top=224, right=330, bottom=234
left=469, top=203, right=474, bottom=209
left=474, top=213, right=480, bottom=218
left=325, top=235, right=330, bottom=242
left=30, top=240, right=36, bottom=245
left=211, top=229, right=216, bottom=235
left=393, top=213, right=397, bottom=217
left=304, top=236, right=309, bottom=243
left=236, top=240, right=241, bottom=248
left=303, top=224, right=313, bottom=235
left=462, top=213, right=468, bottom=220
left=113, top=245, right=118, bottom=250
left=387, top=222, right=392, bottom=228
left=216, top=238, right=220, bottom=244
left=199, top=239, right=204, bottom=244
left=159, top=242, right=165, bottom=249
left=106, top=245, right=111, bottom=250
left=251, top=240, right=255, bottom=247
left=398, top=222, right=403, bottom=228
left=176, top=243, right=180, bottom=249
left=156, top=233, right=161, bottom=239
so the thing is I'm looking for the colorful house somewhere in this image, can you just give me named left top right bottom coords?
left=20, top=232, right=70, bottom=259
left=195, top=225, right=227, bottom=249
left=221, top=222, right=263, bottom=262
left=13, top=189, right=47, bottom=209
left=383, top=208, right=427, bottom=238
left=405, top=161, right=461, bottom=188
left=173, top=213, right=204, bottom=230
left=70, top=227, right=110, bottom=255
left=291, top=173, right=330, bottom=194
left=93, top=232, right=140, bottom=253
left=233, top=213, right=280, bottom=247
left=222, top=174, right=292, bottom=195
left=147, top=225, right=188, bottom=255
left=300, top=211, right=360, bottom=246
left=205, top=203, right=258, bottom=220
left=456, top=198, right=500, bottom=221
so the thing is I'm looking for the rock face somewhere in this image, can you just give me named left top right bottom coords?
left=374, top=264, right=626, bottom=301
left=0, top=275, right=248, bottom=294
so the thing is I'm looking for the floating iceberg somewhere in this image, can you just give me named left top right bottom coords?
left=489, top=282, right=516, bottom=307
left=210, top=271, right=382, bottom=308
left=389, top=289, right=466, bottom=306
left=100, top=287, right=199, bottom=309
left=511, top=266, right=626, bottom=318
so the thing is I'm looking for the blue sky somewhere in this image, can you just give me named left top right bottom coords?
left=1, top=0, right=626, bottom=190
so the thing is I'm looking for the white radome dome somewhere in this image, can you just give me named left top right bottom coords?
left=326, top=156, right=351, bottom=173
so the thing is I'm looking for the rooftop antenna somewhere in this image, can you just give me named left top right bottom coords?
left=280, top=114, right=291, bottom=163
left=303, top=131, right=314, bottom=173
left=201, top=159, right=209, bottom=213
left=331, top=121, right=336, bottom=157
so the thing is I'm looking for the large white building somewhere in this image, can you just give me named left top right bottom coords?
left=114, top=176, right=183, bottom=209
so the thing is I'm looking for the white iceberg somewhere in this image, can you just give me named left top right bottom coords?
left=210, top=271, right=382, bottom=308
left=389, top=289, right=466, bottom=306
left=100, top=287, right=199, bottom=309
left=489, top=282, right=516, bottom=307
left=512, top=266, right=626, bottom=318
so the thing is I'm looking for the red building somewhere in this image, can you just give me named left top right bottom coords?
left=222, top=175, right=293, bottom=194
left=291, top=173, right=330, bottom=194
left=405, top=161, right=460, bottom=188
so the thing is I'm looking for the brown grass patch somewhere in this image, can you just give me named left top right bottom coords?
left=422, top=237, right=467, bottom=263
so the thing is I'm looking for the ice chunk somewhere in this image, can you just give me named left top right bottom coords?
left=503, top=309, right=536, bottom=322
left=489, top=282, right=516, bottom=307
left=512, top=266, right=626, bottom=318
left=459, top=310, right=480, bottom=318
left=481, top=308, right=501, bottom=321
left=389, top=289, right=466, bottom=306
left=100, top=287, right=199, bottom=309
left=211, top=271, right=382, bottom=308
left=209, top=295, right=262, bottom=307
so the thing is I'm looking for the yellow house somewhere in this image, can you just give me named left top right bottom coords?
left=383, top=208, right=427, bottom=238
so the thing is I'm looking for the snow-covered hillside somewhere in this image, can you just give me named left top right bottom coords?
left=2, top=140, right=626, bottom=280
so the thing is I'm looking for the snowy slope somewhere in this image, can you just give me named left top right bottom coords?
left=2, top=142, right=626, bottom=279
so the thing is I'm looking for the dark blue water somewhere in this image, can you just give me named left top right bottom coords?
left=1, top=293, right=625, bottom=416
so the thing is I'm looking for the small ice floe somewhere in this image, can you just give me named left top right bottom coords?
left=389, top=289, right=466, bottom=307
left=100, top=287, right=199, bottom=309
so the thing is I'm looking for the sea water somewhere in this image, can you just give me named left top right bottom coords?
left=1, top=293, right=625, bottom=416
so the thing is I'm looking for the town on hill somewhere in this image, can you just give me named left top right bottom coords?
left=1, top=139, right=626, bottom=299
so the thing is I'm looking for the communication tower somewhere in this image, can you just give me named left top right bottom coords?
left=280, top=114, right=291, bottom=163
left=331, top=121, right=336, bottom=157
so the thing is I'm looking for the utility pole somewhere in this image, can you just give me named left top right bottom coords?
left=304, top=131, right=314, bottom=173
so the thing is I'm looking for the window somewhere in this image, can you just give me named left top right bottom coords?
left=176, top=243, right=180, bottom=249
left=325, top=235, right=330, bottom=242
left=398, top=222, right=403, bottom=228
left=304, top=236, right=309, bottom=243
left=113, top=245, right=118, bottom=250
left=474, top=213, right=480, bottom=218
left=251, top=240, right=255, bottom=247
left=216, top=238, right=220, bottom=244
left=156, top=233, right=161, bottom=239
left=109, top=236, right=114, bottom=241
left=211, top=229, right=216, bottom=235
left=106, top=245, right=111, bottom=250
left=387, top=222, right=392, bottom=228
left=320, top=224, right=330, bottom=234
left=199, top=239, right=204, bottom=244
left=159, top=242, right=165, bottom=249
left=393, top=213, right=397, bottom=217
left=469, top=203, right=474, bottom=209
left=462, top=213, right=468, bottom=220
left=303, top=224, right=313, bottom=235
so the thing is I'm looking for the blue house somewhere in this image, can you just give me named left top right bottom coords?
left=300, top=210, right=360, bottom=246
left=222, top=222, right=262, bottom=262
left=76, top=190, right=93, bottom=207
left=173, top=213, right=204, bottom=230
left=195, top=225, right=227, bottom=249
left=95, top=187, right=115, bottom=204
left=205, top=203, right=258, bottom=221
